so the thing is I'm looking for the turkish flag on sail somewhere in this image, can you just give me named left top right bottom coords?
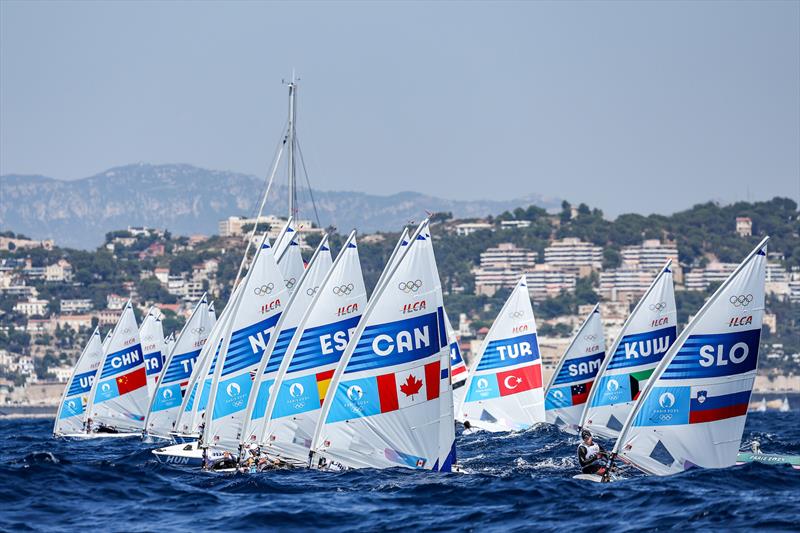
left=497, top=364, right=542, bottom=397
left=116, top=367, right=147, bottom=395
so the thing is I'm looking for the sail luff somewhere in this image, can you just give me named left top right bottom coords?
left=53, top=327, right=102, bottom=435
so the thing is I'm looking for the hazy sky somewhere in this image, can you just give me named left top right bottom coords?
left=1, top=1, right=798, bottom=216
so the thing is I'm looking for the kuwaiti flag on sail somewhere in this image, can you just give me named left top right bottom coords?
left=139, top=307, right=166, bottom=399
left=445, top=312, right=468, bottom=417
left=580, top=262, right=676, bottom=439
left=311, top=220, right=451, bottom=471
left=544, top=304, right=606, bottom=433
left=86, top=302, right=149, bottom=431
left=613, top=238, right=768, bottom=476
left=144, top=295, right=213, bottom=438
left=240, top=236, right=333, bottom=446
left=204, top=232, right=292, bottom=451
left=260, top=231, right=368, bottom=464
left=458, top=275, right=544, bottom=432
left=54, top=327, right=104, bottom=436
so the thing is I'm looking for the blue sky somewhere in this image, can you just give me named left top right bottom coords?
left=1, top=1, right=798, bottom=216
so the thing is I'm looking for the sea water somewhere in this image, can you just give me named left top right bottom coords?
left=1, top=413, right=798, bottom=531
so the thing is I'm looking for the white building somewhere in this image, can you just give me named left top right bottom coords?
left=45, top=260, right=73, bottom=282
left=106, top=293, right=127, bottom=310
left=544, top=238, right=602, bottom=274
left=736, top=217, right=752, bottom=237
left=218, top=215, right=321, bottom=239
left=526, top=264, right=577, bottom=299
left=60, top=298, right=94, bottom=314
left=474, top=267, right=522, bottom=296
left=480, top=243, right=537, bottom=269
left=499, top=220, right=531, bottom=230
left=454, top=222, right=493, bottom=236
left=13, top=298, right=48, bottom=317
left=621, top=240, right=680, bottom=280
left=599, top=267, right=658, bottom=301
left=154, top=267, right=170, bottom=285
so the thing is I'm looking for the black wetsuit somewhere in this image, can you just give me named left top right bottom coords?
left=578, top=442, right=607, bottom=475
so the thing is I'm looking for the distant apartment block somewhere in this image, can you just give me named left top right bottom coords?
left=13, top=298, right=48, bottom=317
left=736, top=217, right=753, bottom=237
left=544, top=238, right=602, bottom=275
left=454, top=221, right=493, bottom=236
left=526, top=264, right=577, bottom=300
left=106, top=293, right=128, bottom=310
left=499, top=220, right=531, bottom=230
left=45, top=259, right=73, bottom=282
left=474, top=243, right=537, bottom=296
left=218, top=215, right=321, bottom=239
left=621, top=240, right=680, bottom=280
left=474, top=267, right=522, bottom=296
left=60, top=298, right=94, bottom=314
left=599, top=267, right=658, bottom=301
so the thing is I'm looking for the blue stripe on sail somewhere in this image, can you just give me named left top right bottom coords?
left=606, top=326, right=676, bottom=371
left=436, top=307, right=446, bottom=350
left=143, top=350, right=164, bottom=376
left=264, top=327, right=297, bottom=375
left=552, top=352, right=605, bottom=386
left=221, top=314, right=282, bottom=377
left=475, top=333, right=540, bottom=372
left=287, top=316, right=361, bottom=373
left=660, top=329, right=761, bottom=380
left=100, top=345, right=144, bottom=379
left=344, top=312, right=441, bottom=374
left=67, top=370, right=97, bottom=397
left=161, top=349, right=202, bottom=383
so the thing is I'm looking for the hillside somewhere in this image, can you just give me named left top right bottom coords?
left=0, top=163, right=560, bottom=249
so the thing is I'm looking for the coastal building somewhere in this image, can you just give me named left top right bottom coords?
left=60, top=298, right=94, bottom=314
left=684, top=262, right=738, bottom=291
left=0, top=236, right=54, bottom=251
left=454, top=221, right=493, bottom=236
left=474, top=243, right=537, bottom=296
left=13, top=298, right=48, bottom=317
left=620, top=239, right=681, bottom=282
left=526, top=264, right=577, bottom=299
left=106, top=293, right=127, bottom=310
left=736, top=217, right=753, bottom=237
left=543, top=238, right=602, bottom=276
left=599, top=267, right=657, bottom=301
left=499, top=220, right=531, bottom=230
left=154, top=267, right=170, bottom=284
left=218, top=214, right=321, bottom=239
left=45, top=259, right=73, bottom=282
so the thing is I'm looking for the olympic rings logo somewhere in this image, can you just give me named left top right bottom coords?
left=333, top=284, right=354, bottom=296
left=122, top=328, right=131, bottom=334
left=584, top=334, right=597, bottom=341
left=306, top=287, right=319, bottom=297
left=508, top=311, right=525, bottom=319
left=254, top=283, right=274, bottom=296
left=649, top=302, right=666, bottom=311
left=191, top=327, right=205, bottom=334
left=398, top=280, right=423, bottom=293
left=285, top=278, right=297, bottom=289
left=730, top=294, right=753, bottom=307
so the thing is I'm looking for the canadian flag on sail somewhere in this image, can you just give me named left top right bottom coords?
left=375, top=362, right=441, bottom=411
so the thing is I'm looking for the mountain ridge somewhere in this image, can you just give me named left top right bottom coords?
left=0, top=163, right=560, bottom=249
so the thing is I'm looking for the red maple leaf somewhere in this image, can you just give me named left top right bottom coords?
left=399, top=374, right=423, bottom=398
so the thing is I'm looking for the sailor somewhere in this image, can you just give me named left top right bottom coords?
left=211, top=451, right=238, bottom=470
left=462, top=420, right=473, bottom=433
left=577, top=428, right=607, bottom=475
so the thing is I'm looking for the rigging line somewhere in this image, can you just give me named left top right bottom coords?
left=233, top=141, right=285, bottom=291
left=236, top=118, right=289, bottom=277
left=294, top=133, right=322, bottom=229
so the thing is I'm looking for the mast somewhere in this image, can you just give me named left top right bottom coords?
left=287, top=71, right=298, bottom=219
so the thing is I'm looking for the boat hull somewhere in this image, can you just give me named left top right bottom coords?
left=57, top=432, right=141, bottom=440
left=152, top=441, right=228, bottom=468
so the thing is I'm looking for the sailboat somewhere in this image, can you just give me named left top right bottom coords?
left=457, top=275, right=545, bottom=432
left=143, top=294, right=214, bottom=439
left=754, top=397, right=767, bottom=412
left=445, top=313, right=469, bottom=417
left=238, top=234, right=333, bottom=449
left=309, top=219, right=453, bottom=471
left=605, top=238, right=769, bottom=478
left=579, top=261, right=677, bottom=439
left=139, top=307, right=166, bottom=399
left=780, top=397, right=790, bottom=412
left=53, top=328, right=104, bottom=437
left=82, top=301, right=149, bottom=437
left=544, top=304, right=606, bottom=433
left=257, top=230, right=367, bottom=465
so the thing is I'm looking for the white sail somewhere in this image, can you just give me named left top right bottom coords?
left=54, top=328, right=104, bottom=436
left=277, top=228, right=305, bottom=298
left=544, top=304, right=606, bottom=433
left=457, top=275, right=545, bottom=432
left=240, top=236, right=333, bottom=446
left=208, top=301, right=217, bottom=328
left=445, top=313, right=469, bottom=417
left=580, top=262, right=676, bottom=438
left=203, top=233, right=294, bottom=451
left=85, top=302, right=148, bottom=432
left=310, top=220, right=451, bottom=471
left=101, top=329, right=113, bottom=352
left=613, top=238, right=768, bottom=475
left=139, top=307, right=166, bottom=399
left=260, top=231, right=367, bottom=464
left=144, top=295, right=214, bottom=438
left=274, top=216, right=296, bottom=259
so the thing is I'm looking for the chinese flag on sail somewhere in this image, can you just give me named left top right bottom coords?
left=497, top=364, right=542, bottom=397
left=116, top=368, right=146, bottom=395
